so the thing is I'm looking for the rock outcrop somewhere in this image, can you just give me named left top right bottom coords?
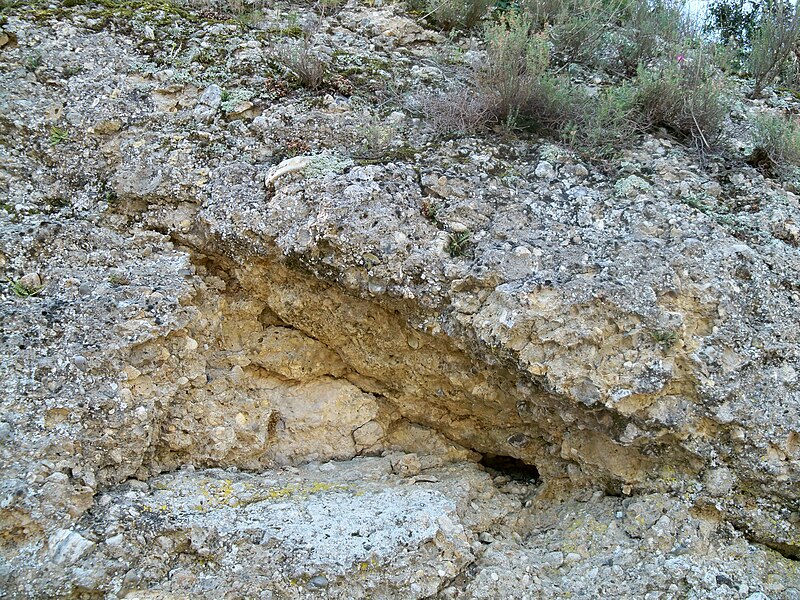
left=1, top=2, right=799, bottom=598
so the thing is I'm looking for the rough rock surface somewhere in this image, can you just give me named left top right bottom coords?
left=1, top=1, right=800, bottom=598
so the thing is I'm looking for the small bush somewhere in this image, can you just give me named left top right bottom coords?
left=635, top=52, right=728, bottom=149
left=521, top=75, right=640, bottom=157
left=271, top=39, right=328, bottom=90
left=448, top=231, right=472, bottom=257
left=520, top=0, right=691, bottom=74
left=549, top=0, right=615, bottom=66
left=413, top=88, right=492, bottom=135
left=353, top=122, right=398, bottom=160
left=425, top=0, right=493, bottom=30
left=750, top=113, right=800, bottom=176
left=414, top=0, right=729, bottom=158
left=522, top=0, right=569, bottom=30
left=524, top=74, right=584, bottom=132
left=748, top=1, right=800, bottom=98
left=518, top=0, right=625, bottom=67
left=478, top=13, right=550, bottom=123
left=317, top=0, right=346, bottom=16
left=618, top=0, right=687, bottom=75
left=565, top=84, right=641, bottom=157
left=177, top=0, right=265, bottom=16
left=49, top=126, right=69, bottom=145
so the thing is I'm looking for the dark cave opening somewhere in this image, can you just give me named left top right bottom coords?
left=479, top=454, right=540, bottom=482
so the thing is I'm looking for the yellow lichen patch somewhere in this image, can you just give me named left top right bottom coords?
left=146, top=478, right=353, bottom=514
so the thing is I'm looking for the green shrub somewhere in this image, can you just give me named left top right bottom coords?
left=522, top=0, right=569, bottom=29
left=549, top=0, right=616, bottom=65
left=618, top=0, right=687, bottom=74
left=519, top=0, right=626, bottom=68
left=706, top=0, right=787, bottom=47
left=525, top=74, right=583, bottom=132
left=520, top=0, right=692, bottom=74
left=416, top=0, right=728, bottom=158
left=478, top=13, right=550, bottom=123
left=425, top=0, right=493, bottom=30
left=748, top=1, right=800, bottom=98
left=522, top=74, right=640, bottom=157
left=565, top=84, right=641, bottom=157
left=778, top=48, right=800, bottom=93
left=750, top=113, right=800, bottom=176
left=522, top=76, right=640, bottom=157
left=176, top=0, right=265, bottom=16
left=634, top=52, right=728, bottom=149
left=448, top=231, right=472, bottom=257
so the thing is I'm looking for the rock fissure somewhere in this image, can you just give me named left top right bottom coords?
left=133, top=237, right=668, bottom=493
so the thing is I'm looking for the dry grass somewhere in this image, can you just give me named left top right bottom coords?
left=413, top=88, right=492, bottom=134
left=270, top=39, right=329, bottom=90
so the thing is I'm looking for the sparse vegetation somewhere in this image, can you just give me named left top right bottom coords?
left=9, top=0, right=800, bottom=191
left=423, top=0, right=493, bottom=30
left=448, top=231, right=472, bottom=257
left=108, top=273, right=131, bottom=286
left=422, top=200, right=442, bottom=225
left=174, top=0, right=266, bottom=17
left=220, top=88, right=255, bottom=112
left=747, top=1, right=800, bottom=98
left=478, top=13, right=549, bottom=125
left=565, top=84, right=641, bottom=158
left=270, top=38, right=328, bottom=90
left=634, top=52, right=728, bottom=150
left=316, top=0, right=345, bottom=16
left=352, top=122, right=398, bottom=161
left=413, top=0, right=732, bottom=158
left=414, top=88, right=491, bottom=135
left=618, top=0, right=686, bottom=75
left=548, top=0, right=615, bottom=66
left=284, top=139, right=311, bottom=157
left=24, top=52, right=42, bottom=71
left=650, top=329, right=678, bottom=348
left=49, top=126, right=69, bottom=145
left=6, top=279, right=43, bottom=298
left=750, top=113, right=800, bottom=177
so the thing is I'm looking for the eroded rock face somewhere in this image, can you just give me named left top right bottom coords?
left=36, top=460, right=482, bottom=598
left=1, top=1, right=800, bottom=597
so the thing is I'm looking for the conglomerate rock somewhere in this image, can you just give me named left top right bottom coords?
left=1, top=1, right=799, bottom=598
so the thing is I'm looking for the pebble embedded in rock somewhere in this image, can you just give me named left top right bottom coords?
left=18, top=272, right=41, bottom=290
left=48, top=530, right=95, bottom=566
left=535, top=161, right=556, bottom=180
left=392, top=453, right=421, bottom=477
left=573, top=164, right=589, bottom=178
left=308, top=575, right=329, bottom=589
left=704, top=467, right=734, bottom=497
